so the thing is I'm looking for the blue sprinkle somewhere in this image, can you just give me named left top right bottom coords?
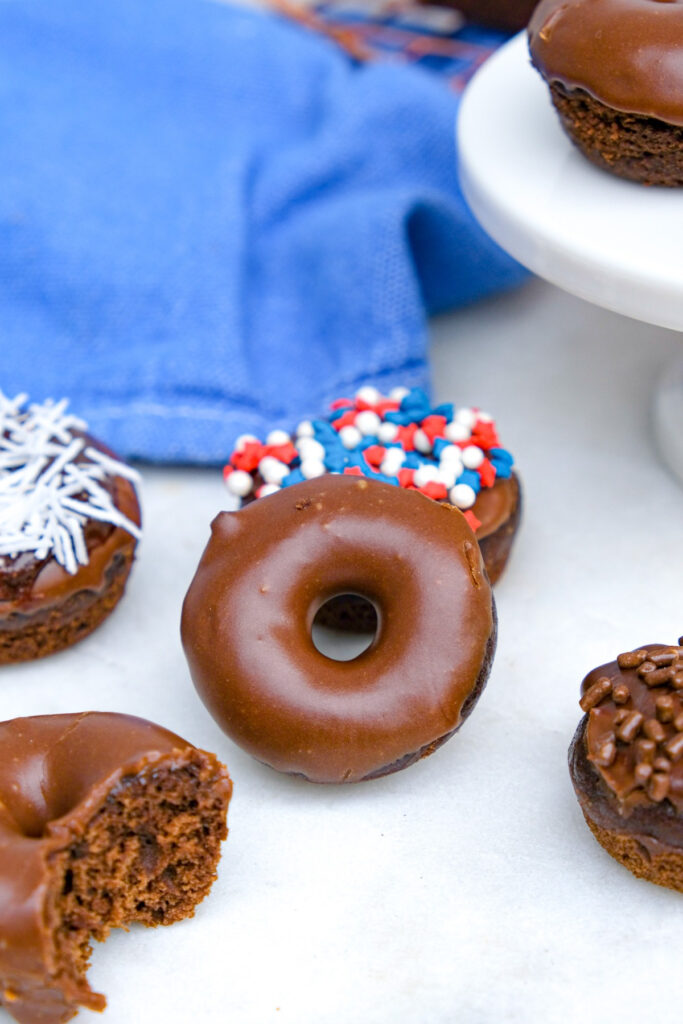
left=312, top=420, right=339, bottom=442
left=456, top=469, right=481, bottom=494
left=401, top=387, right=430, bottom=410
left=358, top=436, right=379, bottom=451
left=383, top=411, right=417, bottom=426
left=324, top=453, right=347, bottom=473
left=489, top=447, right=514, bottom=464
left=491, top=459, right=512, bottom=479
left=432, top=437, right=454, bottom=459
left=432, top=403, right=454, bottom=420
left=282, top=468, right=305, bottom=488
left=402, top=452, right=422, bottom=469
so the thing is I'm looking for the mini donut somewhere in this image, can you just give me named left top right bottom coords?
left=181, top=474, right=497, bottom=784
left=569, top=638, right=683, bottom=891
left=529, top=0, right=683, bottom=185
left=0, top=391, right=142, bottom=663
left=0, top=711, right=232, bottom=1024
left=223, top=386, right=521, bottom=586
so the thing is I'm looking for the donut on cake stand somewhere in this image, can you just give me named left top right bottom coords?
left=457, top=32, right=683, bottom=482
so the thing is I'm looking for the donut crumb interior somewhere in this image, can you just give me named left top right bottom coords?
left=44, top=751, right=230, bottom=1017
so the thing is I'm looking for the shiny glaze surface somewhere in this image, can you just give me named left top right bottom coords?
left=473, top=474, right=518, bottom=540
left=0, top=713, right=199, bottom=1023
left=528, top=0, right=683, bottom=125
left=181, top=475, right=495, bottom=783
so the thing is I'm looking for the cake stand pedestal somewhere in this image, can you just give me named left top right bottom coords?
left=457, top=32, right=683, bottom=482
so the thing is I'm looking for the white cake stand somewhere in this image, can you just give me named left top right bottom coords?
left=457, top=32, right=683, bottom=482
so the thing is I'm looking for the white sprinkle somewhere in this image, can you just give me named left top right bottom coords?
left=266, top=429, right=290, bottom=447
left=295, top=420, right=315, bottom=438
left=355, top=410, right=382, bottom=436
left=256, top=483, right=280, bottom=498
left=462, top=445, right=485, bottom=469
left=233, top=433, right=258, bottom=453
left=258, top=457, right=289, bottom=486
left=355, top=385, right=381, bottom=405
left=439, top=443, right=463, bottom=465
left=389, top=386, right=410, bottom=402
left=339, top=425, right=362, bottom=450
left=300, top=457, right=326, bottom=480
left=380, top=448, right=405, bottom=476
left=437, top=466, right=458, bottom=490
left=296, top=437, right=325, bottom=462
left=413, top=428, right=432, bottom=454
left=413, top=464, right=441, bottom=488
left=455, top=407, right=477, bottom=428
left=449, top=483, right=476, bottom=510
left=377, top=422, right=398, bottom=443
left=445, top=421, right=470, bottom=443
left=226, top=469, right=253, bottom=497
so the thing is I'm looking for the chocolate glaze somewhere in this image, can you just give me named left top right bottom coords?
left=569, top=642, right=683, bottom=858
left=0, top=712, right=231, bottom=1024
left=181, top=475, right=496, bottom=784
left=528, top=0, right=683, bottom=126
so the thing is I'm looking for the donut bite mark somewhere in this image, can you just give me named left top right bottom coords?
left=569, top=639, right=683, bottom=891
left=0, top=393, right=142, bottom=663
left=181, top=475, right=497, bottom=784
left=0, top=712, right=232, bottom=1024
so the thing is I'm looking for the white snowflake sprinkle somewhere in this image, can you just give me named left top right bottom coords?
left=0, top=391, right=141, bottom=574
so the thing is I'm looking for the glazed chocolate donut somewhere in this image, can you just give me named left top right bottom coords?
left=569, top=639, right=683, bottom=891
left=529, top=0, right=683, bottom=185
left=223, top=386, right=521, bottom=586
left=0, top=712, right=232, bottom=1024
left=182, top=474, right=497, bottom=784
left=0, top=392, right=142, bottom=663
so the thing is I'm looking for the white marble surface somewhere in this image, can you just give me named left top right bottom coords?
left=2, top=278, right=682, bottom=1024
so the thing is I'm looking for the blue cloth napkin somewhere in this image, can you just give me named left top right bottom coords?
left=0, top=0, right=525, bottom=463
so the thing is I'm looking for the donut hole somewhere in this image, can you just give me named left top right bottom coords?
left=311, top=594, right=378, bottom=661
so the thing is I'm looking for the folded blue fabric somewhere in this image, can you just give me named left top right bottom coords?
left=0, top=0, right=525, bottom=463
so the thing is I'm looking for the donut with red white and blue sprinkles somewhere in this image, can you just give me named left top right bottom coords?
left=222, top=386, right=521, bottom=584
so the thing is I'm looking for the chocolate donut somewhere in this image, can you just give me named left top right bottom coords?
left=223, top=386, right=521, bottom=586
left=0, top=712, right=232, bottom=1024
left=569, top=639, right=683, bottom=891
left=424, top=0, right=539, bottom=32
left=0, top=392, right=142, bottom=663
left=529, top=0, right=683, bottom=185
left=182, top=474, right=497, bottom=784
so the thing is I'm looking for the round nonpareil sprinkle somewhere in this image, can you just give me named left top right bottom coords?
left=222, top=387, right=515, bottom=533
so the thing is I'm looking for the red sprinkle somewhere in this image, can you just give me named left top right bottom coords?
left=398, top=468, right=415, bottom=488
left=330, top=398, right=353, bottom=410
left=471, top=422, right=500, bottom=450
left=464, top=510, right=482, bottom=532
left=332, top=410, right=357, bottom=431
left=222, top=464, right=233, bottom=479
left=396, top=424, right=417, bottom=451
left=266, top=442, right=298, bottom=465
left=420, top=415, right=447, bottom=442
left=420, top=481, right=448, bottom=501
left=478, top=458, right=496, bottom=488
left=343, top=466, right=363, bottom=476
left=231, top=441, right=264, bottom=472
left=363, top=445, right=386, bottom=468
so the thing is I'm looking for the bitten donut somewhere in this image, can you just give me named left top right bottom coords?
left=569, top=639, right=683, bottom=891
left=0, top=712, right=232, bottom=1024
left=0, top=391, right=142, bottom=663
left=223, top=386, right=520, bottom=585
left=529, top=0, right=683, bottom=185
left=182, top=474, right=497, bottom=784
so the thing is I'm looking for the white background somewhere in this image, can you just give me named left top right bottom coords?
left=2, top=275, right=681, bottom=1024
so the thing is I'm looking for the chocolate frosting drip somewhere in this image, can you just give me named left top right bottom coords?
left=528, top=0, right=683, bottom=126
left=578, top=641, right=683, bottom=816
left=182, top=475, right=496, bottom=784
left=0, top=713, right=219, bottom=1024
